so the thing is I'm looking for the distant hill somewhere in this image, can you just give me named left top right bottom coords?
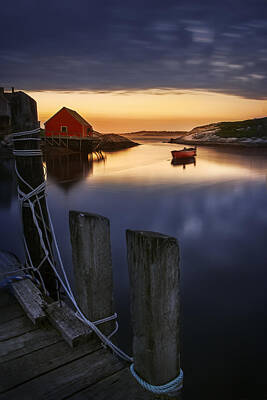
left=121, top=130, right=186, bottom=136
left=170, top=117, right=267, bottom=146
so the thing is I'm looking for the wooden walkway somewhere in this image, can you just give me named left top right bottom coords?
left=0, top=288, right=153, bottom=400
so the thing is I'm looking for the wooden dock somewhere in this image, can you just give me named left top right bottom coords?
left=0, top=288, right=153, bottom=400
left=1, top=117, right=182, bottom=400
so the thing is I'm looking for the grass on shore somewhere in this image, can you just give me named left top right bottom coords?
left=216, top=117, right=267, bottom=138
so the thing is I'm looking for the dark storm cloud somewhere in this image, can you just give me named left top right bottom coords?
left=1, top=0, right=267, bottom=98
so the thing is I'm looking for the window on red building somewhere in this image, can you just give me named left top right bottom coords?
left=61, top=126, right=68, bottom=133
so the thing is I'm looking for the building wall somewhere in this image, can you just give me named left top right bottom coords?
left=4, top=90, right=38, bottom=132
left=0, top=89, right=11, bottom=133
left=45, top=108, right=85, bottom=137
left=0, top=94, right=11, bottom=118
left=0, top=88, right=38, bottom=136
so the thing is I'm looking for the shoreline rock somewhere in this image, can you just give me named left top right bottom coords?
left=169, top=116, right=267, bottom=148
left=97, top=133, right=139, bottom=151
left=169, top=137, right=267, bottom=148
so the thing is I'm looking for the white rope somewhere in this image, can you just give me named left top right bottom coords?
left=13, top=128, right=40, bottom=137
left=13, top=138, right=41, bottom=142
left=12, top=129, right=133, bottom=363
left=0, top=266, right=31, bottom=276
left=13, top=149, right=42, bottom=157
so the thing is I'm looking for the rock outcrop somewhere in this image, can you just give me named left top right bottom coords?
left=95, top=133, right=139, bottom=151
left=170, top=117, right=267, bottom=147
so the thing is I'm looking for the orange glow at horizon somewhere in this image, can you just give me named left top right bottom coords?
left=27, top=89, right=267, bottom=133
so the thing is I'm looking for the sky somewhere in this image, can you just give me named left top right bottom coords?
left=1, top=0, right=267, bottom=132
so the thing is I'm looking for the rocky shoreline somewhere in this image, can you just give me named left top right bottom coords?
left=95, top=133, right=139, bottom=151
left=169, top=137, right=267, bottom=148
left=169, top=117, right=267, bottom=148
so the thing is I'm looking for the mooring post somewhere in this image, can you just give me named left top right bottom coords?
left=69, top=211, right=115, bottom=336
left=13, top=128, right=58, bottom=299
left=126, top=230, right=182, bottom=399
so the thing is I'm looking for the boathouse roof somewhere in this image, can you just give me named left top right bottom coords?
left=45, top=107, right=92, bottom=127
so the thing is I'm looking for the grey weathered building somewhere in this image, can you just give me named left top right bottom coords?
left=0, top=87, right=38, bottom=135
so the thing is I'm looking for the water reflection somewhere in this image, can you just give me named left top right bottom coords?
left=85, top=143, right=267, bottom=186
left=171, top=156, right=196, bottom=169
left=44, top=153, right=105, bottom=191
left=1, top=142, right=267, bottom=399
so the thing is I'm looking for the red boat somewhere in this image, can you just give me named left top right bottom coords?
left=171, top=147, right=197, bottom=159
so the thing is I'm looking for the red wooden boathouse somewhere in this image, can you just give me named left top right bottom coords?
left=45, top=107, right=93, bottom=138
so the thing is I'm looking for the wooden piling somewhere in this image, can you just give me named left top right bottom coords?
left=13, top=129, right=58, bottom=299
left=126, top=230, right=181, bottom=398
left=69, top=211, right=115, bottom=336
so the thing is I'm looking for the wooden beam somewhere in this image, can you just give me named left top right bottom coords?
left=11, top=279, right=47, bottom=325
left=45, top=301, right=92, bottom=347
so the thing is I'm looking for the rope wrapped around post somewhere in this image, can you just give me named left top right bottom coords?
left=130, top=364, right=183, bottom=395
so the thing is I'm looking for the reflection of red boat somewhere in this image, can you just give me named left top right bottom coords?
left=171, top=147, right=197, bottom=159
left=171, top=157, right=196, bottom=165
left=171, top=156, right=196, bottom=168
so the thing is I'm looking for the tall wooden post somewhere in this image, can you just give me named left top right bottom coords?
left=13, top=129, right=58, bottom=299
left=126, top=230, right=181, bottom=398
left=69, top=211, right=115, bottom=336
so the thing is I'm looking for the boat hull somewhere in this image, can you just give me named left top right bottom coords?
left=171, top=148, right=196, bottom=159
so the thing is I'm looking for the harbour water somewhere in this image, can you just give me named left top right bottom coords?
left=1, top=139, right=267, bottom=399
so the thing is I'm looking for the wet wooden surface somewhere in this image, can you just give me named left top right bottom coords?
left=0, top=289, right=153, bottom=400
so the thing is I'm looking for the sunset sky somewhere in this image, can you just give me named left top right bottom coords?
left=1, top=0, right=267, bottom=132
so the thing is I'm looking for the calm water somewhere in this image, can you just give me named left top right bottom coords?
left=1, top=140, right=267, bottom=399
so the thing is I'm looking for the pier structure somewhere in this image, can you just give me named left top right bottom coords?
left=42, top=133, right=105, bottom=159
left=0, top=128, right=182, bottom=399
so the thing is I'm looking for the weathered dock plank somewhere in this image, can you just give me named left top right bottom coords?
left=69, top=367, right=152, bottom=400
left=0, top=290, right=16, bottom=308
left=0, top=315, right=35, bottom=342
left=0, top=325, right=61, bottom=363
left=0, top=349, right=125, bottom=400
left=0, top=338, right=100, bottom=392
left=0, top=303, right=24, bottom=324
left=0, top=221, right=182, bottom=400
left=11, top=279, right=47, bottom=325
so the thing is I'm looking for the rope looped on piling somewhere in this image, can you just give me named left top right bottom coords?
left=130, top=364, right=183, bottom=395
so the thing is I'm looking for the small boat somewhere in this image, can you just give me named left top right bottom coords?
left=171, top=147, right=197, bottom=159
